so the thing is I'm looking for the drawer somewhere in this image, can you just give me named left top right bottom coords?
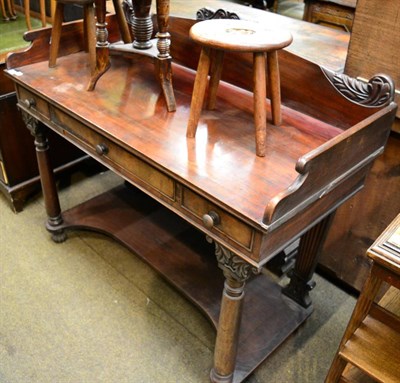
left=17, top=86, right=50, bottom=119
left=181, top=187, right=254, bottom=251
left=50, top=107, right=175, bottom=201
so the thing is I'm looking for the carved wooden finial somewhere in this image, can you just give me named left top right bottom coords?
left=322, top=68, right=395, bottom=107
left=196, top=7, right=240, bottom=21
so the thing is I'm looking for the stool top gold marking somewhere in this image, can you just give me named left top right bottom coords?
left=190, top=19, right=293, bottom=52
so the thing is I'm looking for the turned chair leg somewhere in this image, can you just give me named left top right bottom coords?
left=83, top=4, right=96, bottom=75
left=1, top=0, right=9, bottom=21
left=24, top=0, right=32, bottom=29
left=5, top=0, right=16, bottom=19
left=39, top=0, right=46, bottom=26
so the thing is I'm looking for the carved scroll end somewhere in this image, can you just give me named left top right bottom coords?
left=196, top=8, right=240, bottom=21
left=322, top=68, right=395, bottom=108
left=322, top=68, right=395, bottom=107
left=262, top=171, right=306, bottom=227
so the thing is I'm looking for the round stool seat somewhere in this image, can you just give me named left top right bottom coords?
left=190, top=19, right=293, bottom=52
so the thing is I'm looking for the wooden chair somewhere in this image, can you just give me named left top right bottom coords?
left=0, top=0, right=16, bottom=21
left=186, top=19, right=292, bottom=157
left=303, top=0, right=357, bottom=32
left=24, top=0, right=47, bottom=30
left=325, top=213, right=400, bottom=382
left=49, top=0, right=132, bottom=91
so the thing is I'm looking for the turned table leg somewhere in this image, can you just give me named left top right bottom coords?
left=282, top=214, right=333, bottom=307
left=210, top=240, right=257, bottom=383
left=212, top=274, right=245, bottom=383
left=21, top=111, right=66, bottom=243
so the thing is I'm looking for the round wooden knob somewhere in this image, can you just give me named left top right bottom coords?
left=95, top=143, right=109, bottom=155
left=24, top=98, right=36, bottom=108
left=202, top=211, right=220, bottom=229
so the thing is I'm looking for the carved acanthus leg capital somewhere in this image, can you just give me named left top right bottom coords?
left=207, top=238, right=258, bottom=383
left=210, top=237, right=258, bottom=282
left=20, top=109, right=40, bottom=136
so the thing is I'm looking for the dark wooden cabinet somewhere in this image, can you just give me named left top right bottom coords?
left=319, top=133, right=400, bottom=291
left=303, top=0, right=356, bottom=32
left=318, top=0, right=400, bottom=292
left=0, top=62, right=88, bottom=212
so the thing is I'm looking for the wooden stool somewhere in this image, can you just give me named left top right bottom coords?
left=49, top=0, right=96, bottom=76
left=325, top=213, right=400, bottom=382
left=186, top=19, right=292, bottom=157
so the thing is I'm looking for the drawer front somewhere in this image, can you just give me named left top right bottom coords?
left=16, top=90, right=257, bottom=256
left=51, top=107, right=175, bottom=201
left=181, top=187, right=254, bottom=251
left=17, top=86, right=50, bottom=119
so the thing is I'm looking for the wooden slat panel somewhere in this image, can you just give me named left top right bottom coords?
left=345, top=0, right=400, bottom=118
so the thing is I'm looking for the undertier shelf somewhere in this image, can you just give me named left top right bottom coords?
left=58, top=183, right=312, bottom=382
